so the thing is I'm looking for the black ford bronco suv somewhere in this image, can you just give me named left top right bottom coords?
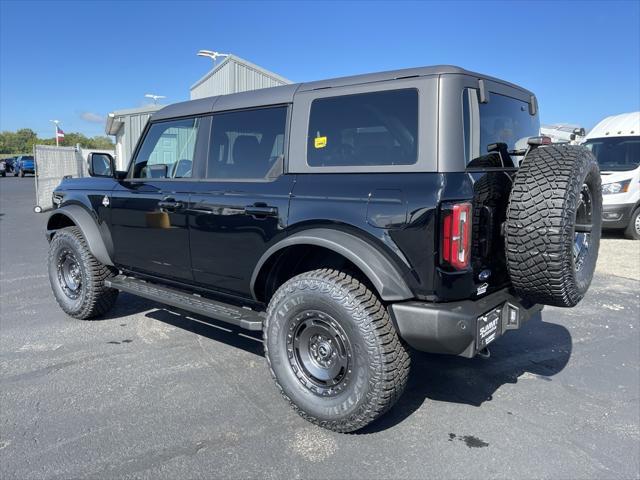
left=47, top=66, right=602, bottom=432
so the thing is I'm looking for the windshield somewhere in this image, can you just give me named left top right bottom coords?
left=583, top=136, right=640, bottom=172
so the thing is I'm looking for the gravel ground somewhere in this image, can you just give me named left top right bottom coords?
left=1, top=176, right=639, bottom=480
left=597, top=233, right=640, bottom=280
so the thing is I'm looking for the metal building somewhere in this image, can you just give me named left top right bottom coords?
left=105, top=105, right=162, bottom=169
left=190, top=54, right=291, bottom=99
left=105, top=55, right=290, bottom=169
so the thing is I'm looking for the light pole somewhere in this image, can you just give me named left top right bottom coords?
left=197, top=50, right=229, bottom=66
left=49, top=120, right=61, bottom=147
left=144, top=94, right=166, bottom=105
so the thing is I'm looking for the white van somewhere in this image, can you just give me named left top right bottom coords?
left=582, top=112, right=640, bottom=239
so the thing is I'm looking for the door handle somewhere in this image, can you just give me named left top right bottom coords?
left=244, top=205, right=278, bottom=217
left=158, top=199, right=184, bottom=211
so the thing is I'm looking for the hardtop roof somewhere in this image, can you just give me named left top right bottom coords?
left=152, top=65, right=533, bottom=121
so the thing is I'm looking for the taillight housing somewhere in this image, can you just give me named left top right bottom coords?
left=440, top=202, right=472, bottom=270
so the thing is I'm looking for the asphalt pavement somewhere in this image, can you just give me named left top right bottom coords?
left=1, top=176, right=639, bottom=479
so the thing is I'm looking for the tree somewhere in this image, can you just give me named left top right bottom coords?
left=0, top=129, right=114, bottom=153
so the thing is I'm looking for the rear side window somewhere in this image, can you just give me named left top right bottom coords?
left=132, top=117, right=200, bottom=178
left=307, top=89, right=418, bottom=167
left=207, top=107, right=287, bottom=180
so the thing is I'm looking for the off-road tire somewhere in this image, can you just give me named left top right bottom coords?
left=264, top=269, right=410, bottom=433
left=625, top=207, right=640, bottom=240
left=20, top=170, right=25, bottom=177
left=48, top=226, right=118, bottom=319
left=505, top=145, right=602, bottom=307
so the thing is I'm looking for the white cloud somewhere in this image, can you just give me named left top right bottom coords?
left=80, top=112, right=104, bottom=123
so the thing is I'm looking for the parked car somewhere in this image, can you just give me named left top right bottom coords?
left=3, top=157, right=16, bottom=174
left=46, top=65, right=601, bottom=432
left=582, top=111, right=640, bottom=239
left=14, top=155, right=35, bottom=177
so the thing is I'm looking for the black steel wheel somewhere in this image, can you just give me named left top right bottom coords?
left=287, top=310, right=353, bottom=397
left=48, top=226, right=118, bottom=319
left=264, top=269, right=410, bottom=433
left=573, top=183, right=594, bottom=272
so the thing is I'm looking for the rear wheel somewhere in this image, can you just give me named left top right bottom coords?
left=264, top=269, right=410, bottom=432
left=48, top=226, right=118, bottom=319
left=625, top=207, right=640, bottom=240
left=505, top=145, right=602, bottom=307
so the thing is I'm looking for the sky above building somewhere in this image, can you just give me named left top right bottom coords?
left=1, top=0, right=638, bottom=137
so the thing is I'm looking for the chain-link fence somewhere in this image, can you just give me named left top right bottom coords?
left=33, top=145, right=114, bottom=213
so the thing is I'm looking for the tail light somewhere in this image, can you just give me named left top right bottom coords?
left=441, top=202, right=472, bottom=270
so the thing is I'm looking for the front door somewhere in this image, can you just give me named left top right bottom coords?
left=189, top=106, right=293, bottom=298
left=110, top=116, right=208, bottom=282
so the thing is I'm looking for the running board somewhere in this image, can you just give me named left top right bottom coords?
left=105, top=276, right=264, bottom=331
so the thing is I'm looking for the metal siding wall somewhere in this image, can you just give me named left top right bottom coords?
left=191, top=60, right=288, bottom=99
left=191, top=63, right=233, bottom=99
left=115, top=112, right=154, bottom=169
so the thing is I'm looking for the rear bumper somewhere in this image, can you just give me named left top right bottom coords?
left=602, top=203, right=635, bottom=229
left=389, top=289, right=543, bottom=358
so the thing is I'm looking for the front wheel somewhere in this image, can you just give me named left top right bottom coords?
left=625, top=207, right=640, bottom=240
left=48, top=226, right=119, bottom=319
left=264, top=269, right=410, bottom=432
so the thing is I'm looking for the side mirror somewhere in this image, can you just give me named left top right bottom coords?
left=88, top=153, right=115, bottom=177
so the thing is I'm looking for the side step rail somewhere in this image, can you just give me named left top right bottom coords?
left=105, top=275, right=264, bottom=331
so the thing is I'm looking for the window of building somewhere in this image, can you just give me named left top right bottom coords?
left=132, top=117, right=200, bottom=179
left=307, top=89, right=419, bottom=167
left=207, top=107, right=287, bottom=180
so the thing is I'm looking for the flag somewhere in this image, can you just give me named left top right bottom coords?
left=56, top=125, right=65, bottom=139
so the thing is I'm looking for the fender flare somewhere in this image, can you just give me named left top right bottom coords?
left=46, top=205, right=114, bottom=266
left=251, top=228, right=413, bottom=301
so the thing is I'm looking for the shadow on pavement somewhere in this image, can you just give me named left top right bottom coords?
left=145, top=307, right=264, bottom=357
left=132, top=305, right=572, bottom=433
left=362, top=313, right=572, bottom=433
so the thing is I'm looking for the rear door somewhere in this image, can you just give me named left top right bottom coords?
left=462, top=87, right=540, bottom=292
left=110, top=116, right=209, bottom=282
left=188, top=106, right=293, bottom=299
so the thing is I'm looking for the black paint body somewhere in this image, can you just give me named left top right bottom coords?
left=52, top=168, right=511, bottom=308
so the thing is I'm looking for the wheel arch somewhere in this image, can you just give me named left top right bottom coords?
left=251, top=228, right=413, bottom=304
left=46, top=205, right=114, bottom=266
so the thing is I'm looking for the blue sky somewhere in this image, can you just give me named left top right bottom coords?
left=1, top=0, right=638, bottom=138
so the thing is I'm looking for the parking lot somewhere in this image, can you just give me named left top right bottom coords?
left=1, top=176, right=638, bottom=479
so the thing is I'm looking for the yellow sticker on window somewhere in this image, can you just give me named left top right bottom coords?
left=314, top=136, right=327, bottom=149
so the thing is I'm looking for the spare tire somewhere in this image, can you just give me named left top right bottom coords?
left=505, top=145, right=602, bottom=307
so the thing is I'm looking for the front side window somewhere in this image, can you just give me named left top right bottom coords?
left=207, top=107, right=287, bottom=180
left=132, top=117, right=200, bottom=179
left=307, top=89, right=418, bottom=167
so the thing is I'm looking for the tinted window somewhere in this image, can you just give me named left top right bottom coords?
left=307, top=89, right=418, bottom=167
left=583, top=136, right=640, bottom=172
left=132, top=117, right=200, bottom=179
left=207, top=107, right=287, bottom=180
left=463, top=89, right=539, bottom=166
